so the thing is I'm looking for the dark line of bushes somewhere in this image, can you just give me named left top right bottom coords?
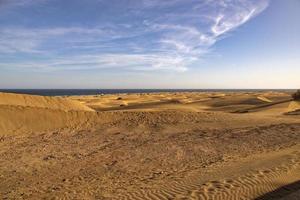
left=292, top=90, right=300, bottom=100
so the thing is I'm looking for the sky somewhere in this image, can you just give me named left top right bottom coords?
left=0, top=0, right=299, bottom=89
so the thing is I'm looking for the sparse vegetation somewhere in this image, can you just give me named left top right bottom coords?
left=292, top=90, right=300, bottom=100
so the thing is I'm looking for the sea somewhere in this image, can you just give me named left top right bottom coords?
left=0, top=89, right=294, bottom=96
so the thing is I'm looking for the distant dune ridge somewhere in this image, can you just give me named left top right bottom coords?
left=0, top=92, right=94, bottom=112
left=1, top=91, right=299, bottom=135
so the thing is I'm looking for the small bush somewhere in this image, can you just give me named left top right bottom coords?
left=292, top=90, right=300, bottom=100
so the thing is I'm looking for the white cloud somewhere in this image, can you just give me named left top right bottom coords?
left=0, top=0, right=47, bottom=8
left=0, top=27, right=115, bottom=53
left=210, top=2, right=268, bottom=36
left=0, top=0, right=270, bottom=71
left=0, top=54, right=188, bottom=72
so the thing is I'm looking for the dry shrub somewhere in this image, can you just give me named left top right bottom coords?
left=292, top=90, right=300, bottom=100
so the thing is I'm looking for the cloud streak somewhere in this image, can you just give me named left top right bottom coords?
left=0, top=0, right=270, bottom=71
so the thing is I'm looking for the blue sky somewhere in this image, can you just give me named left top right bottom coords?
left=0, top=0, right=299, bottom=89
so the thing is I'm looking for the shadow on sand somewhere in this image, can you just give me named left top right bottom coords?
left=255, top=180, right=300, bottom=200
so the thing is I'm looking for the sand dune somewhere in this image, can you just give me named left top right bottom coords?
left=0, top=92, right=94, bottom=112
left=287, top=101, right=300, bottom=113
left=70, top=92, right=292, bottom=114
left=0, top=92, right=96, bottom=135
left=1, top=91, right=300, bottom=199
left=257, top=96, right=273, bottom=103
left=0, top=106, right=97, bottom=135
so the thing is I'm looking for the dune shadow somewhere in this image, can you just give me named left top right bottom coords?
left=255, top=180, right=300, bottom=200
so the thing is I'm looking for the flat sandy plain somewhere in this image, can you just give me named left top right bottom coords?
left=0, top=91, right=300, bottom=199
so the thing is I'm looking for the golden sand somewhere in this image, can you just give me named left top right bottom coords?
left=0, top=91, right=300, bottom=199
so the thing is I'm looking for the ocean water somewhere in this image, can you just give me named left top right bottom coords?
left=0, top=89, right=294, bottom=96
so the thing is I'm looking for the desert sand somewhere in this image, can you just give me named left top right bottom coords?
left=0, top=91, right=300, bottom=199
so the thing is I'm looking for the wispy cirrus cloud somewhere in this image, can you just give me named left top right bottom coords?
left=0, top=54, right=189, bottom=72
left=0, top=0, right=47, bottom=10
left=0, top=0, right=270, bottom=72
left=0, top=27, right=113, bottom=53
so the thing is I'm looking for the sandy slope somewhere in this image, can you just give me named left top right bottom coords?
left=0, top=92, right=94, bottom=112
left=0, top=92, right=96, bottom=135
left=0, top=91, right=300, bottom=199
left=288, top=101, right=300, bottom=113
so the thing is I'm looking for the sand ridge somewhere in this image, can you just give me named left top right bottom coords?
left=0, top=92, right=96, bottom=135
left=0, top=92, right=94, bottom=112
left=287, top=101, right=300, bottom=113
left=69, top=91, right=292, bottom=113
